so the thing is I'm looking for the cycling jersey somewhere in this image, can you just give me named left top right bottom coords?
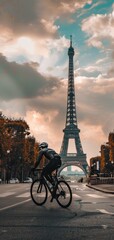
left=35, top=147, right=60, bottom=168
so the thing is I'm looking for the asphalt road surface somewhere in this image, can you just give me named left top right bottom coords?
left=0, top=182, right=114, bottom=240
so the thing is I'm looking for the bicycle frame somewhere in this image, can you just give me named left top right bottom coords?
left=40, top=175, right=58, bottom=202
left=30, top=168, right=72, bottom=208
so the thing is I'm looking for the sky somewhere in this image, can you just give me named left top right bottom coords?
left=0, top=0, right=114, bottom=164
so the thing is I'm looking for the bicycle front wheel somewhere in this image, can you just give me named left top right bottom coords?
left=30, top=179, right=48, bottom=206
left=56, top=180, right=72, bottom=208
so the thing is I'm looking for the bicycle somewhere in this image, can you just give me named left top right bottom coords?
left=30, top=168, right=72, bottom=208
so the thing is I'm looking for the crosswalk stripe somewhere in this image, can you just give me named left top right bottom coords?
left=17, top=193, right=30, bottom=198
left=0, top=199, right=31, bottom=212
left=72, top=193, right=81, bottom=199
left=0, top=192, right=16, bottom=197
left=0, top=192, right=106, bottom=200
left=87, top=194, right=106, bottom=198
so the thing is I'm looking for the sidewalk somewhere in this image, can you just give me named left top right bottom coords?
left=86, top=183, right=114, bottom=194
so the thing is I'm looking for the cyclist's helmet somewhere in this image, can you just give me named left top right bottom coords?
left=39, top=142, right=48, bottom=149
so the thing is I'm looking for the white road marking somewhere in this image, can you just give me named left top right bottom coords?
left=1, top=230, right=7, bottom=233
left=0, top=199, right=31, bottom=212
left=32, top=192, right=50, bottom=198
left=17, top=193, right=30, bottom=198
left=75, top=187, right=85, bottom=191
left=0, top=192, right=15, bottom=197
left=102, top=225, right=108, bottom=229
left=71, top=186, right=77, bottom=189
left=97, top=209, right=114, bottom=215
left=87, top=194, right=106, bottom=198
left=65, top=193, right=71, bottom=197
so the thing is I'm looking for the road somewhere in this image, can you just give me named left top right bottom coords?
left=0, top=182, right=114, bottom=240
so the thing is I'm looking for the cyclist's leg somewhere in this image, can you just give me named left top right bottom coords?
left=41, top=162, right=55, bottom=184
left=41, top=159, right=60, bottom=184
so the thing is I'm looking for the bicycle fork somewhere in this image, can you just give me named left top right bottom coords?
left=50, top=185, right=58, bottom=202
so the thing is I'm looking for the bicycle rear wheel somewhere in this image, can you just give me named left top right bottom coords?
left=30, top=179, right=48, bottom=206
left=56, top=180, right=72, bottom=208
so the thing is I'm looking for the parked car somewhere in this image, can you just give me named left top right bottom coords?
left=23, top=177, right=32, bottom=183
left=66, top=178, right=71, bottom=182
left=9, top=178, right=19, bottom=183
left=0, top=178, right=2, bottom=184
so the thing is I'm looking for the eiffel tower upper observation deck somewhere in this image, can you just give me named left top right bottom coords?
left=59, top=36, right=88, bottom=174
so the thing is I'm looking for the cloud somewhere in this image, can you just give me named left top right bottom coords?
left=0, top=0, right=93, bottom=79
left=108, top=67, right=114, bottom=77
left=76, top=65, right=102, bottom=78
left=0, top=0, right=92, bottom=39
left=75, top=54, right=111, bottom=78
left=77, top=1, right=104, bottom=19
left=61, top=0, right=92, bottom=14
left=81, top=4, right=114, bottom=49
left=0, top=0, right=58, bottom=38
left=76, top=74, right=114, bottom=134
left=0, top=54, right=63, bottom=100
left=0, top=35, right=69, bottom=79
left=41, top=19, right=60, bottom=34
left=79, top=122, right=106, bottom=160
left=24, top=110, right=63, bottom=152
left=81, top=4, right=114, bottom=86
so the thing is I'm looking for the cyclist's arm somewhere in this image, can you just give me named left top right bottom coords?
left=34, top=150, right=44, bottom=168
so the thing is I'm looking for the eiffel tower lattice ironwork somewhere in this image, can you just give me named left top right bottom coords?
left=59, top=36, right=88, bottom=174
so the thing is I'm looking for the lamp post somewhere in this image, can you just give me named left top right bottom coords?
left=6, top=150, right=10, bottom=183
left=19, top=156, right=23, bottom=183
left=22, top=158, right=24, bottom=183
left=111, top=161, right=114, bottom=177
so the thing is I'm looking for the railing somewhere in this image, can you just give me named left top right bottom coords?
left=97, top=177, right=114, bottom=184
left=89, top=175, right=114, bottom=185
left=67, top=153, right=77, bottom=156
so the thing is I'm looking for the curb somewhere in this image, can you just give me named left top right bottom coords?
left=86, top=184, right=114, bottom=194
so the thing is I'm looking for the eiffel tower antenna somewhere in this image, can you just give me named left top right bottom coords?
left=70, top=35, right=72, bottom=47
left=59, top=35, right=88, bottom=174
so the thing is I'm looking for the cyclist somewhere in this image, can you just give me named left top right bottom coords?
left=33, top=142, right=61, bottom=185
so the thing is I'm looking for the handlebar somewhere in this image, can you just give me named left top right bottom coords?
left=30, top=168, right=44, bottom=176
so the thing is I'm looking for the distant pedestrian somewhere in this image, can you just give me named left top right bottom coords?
left=80, top=177, right=83, bottom=183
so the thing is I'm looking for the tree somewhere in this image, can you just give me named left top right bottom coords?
left=0, top=112, right=42, bottom=181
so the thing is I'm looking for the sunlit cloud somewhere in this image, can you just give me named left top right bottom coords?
left=25, top=110, right=61, bottom=151
left=41, top=19, right=59, bottom=34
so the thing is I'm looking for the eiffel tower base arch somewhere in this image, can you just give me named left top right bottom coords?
left=58, top=155, right=88, bottom=177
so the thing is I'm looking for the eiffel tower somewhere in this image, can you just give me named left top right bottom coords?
left=59, top=36, right=88, bottom=174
